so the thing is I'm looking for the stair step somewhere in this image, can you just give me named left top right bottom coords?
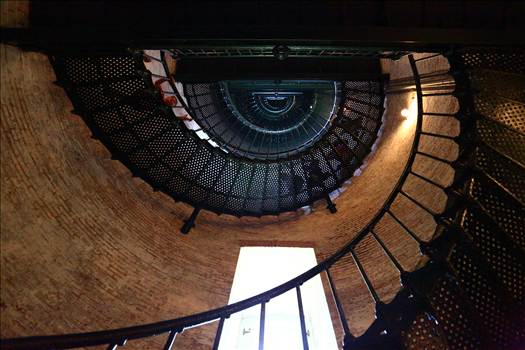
left=474, top=144, right=525, bottom=205
left=468, top=69, right=525, bottom=104
left=448, top=243, right=523, bottom=347
left=462, top=206, right=525, bottom=303
left=469, top=174, right=525, bottom=251
left=477, top=116, right=525, bottom=167
left=472, top=90, right=525, bottom=134
left=425, top=274, right=486, bottom=349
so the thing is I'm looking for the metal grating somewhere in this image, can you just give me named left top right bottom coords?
left=426, top=276, right=482, bottom=350
left=402, top=313, right=448, bottom=350
left=476, top=117, right=525, bottom=166
left=472, top=90, right=525, bottom=133
left=182, top=80, right=381, bottom=161
left=469, top=175, right=525, bottom=250
left=449, top=245, right=523, bottom=347
left=461, top=52, right=525, bottom=75
left=474, top=144, right=525, bottom=204
left=468, top=69, right=525, bottom=103
left=462, top=207, right=525, bottom=302
left=51, top=54, right=384, bottom=217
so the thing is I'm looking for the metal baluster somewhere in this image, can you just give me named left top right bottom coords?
left=97, top=60, right=182, bottom=194
left=259, top=302, right=266, bottom=350
left=350, top=248, right=381, bottom=304
left=296, top=286, right=310, bottom=350
left=416, top=151, right=453, bottom=165
left=318, top=140, right=341, bottom=182
left=178, top=150, right=217, bottom=199
left=326, top=269, right=353, bottom=343
left=106, top=340, right=126, bottom=350
left=244, top=131, right=260, bottom=158
left=213, top=114, right=242, bottom=147
left=472, top=165, right=525, bottom=207
left=370, top=230, right=404, bottom=273
left=108, top=123, right=173, bottom=155
left=105, top=109, right=170, bottom=138
left=414, top=53, right=442, bottom=62
left=420, top=131, right=456, bottom=140
left=180, top=206, right=201, bottom=234
left=299, top=157, right=314, bottom=203
left=329, top=129, right=361, bottom=161
left=211, top=318, right=225, bottom=350
left=422, top=111, right=457, bottom=117
left=387, top=210, right=423, bottom=244
left=399, top=190, right=437, bottom=216
left=409, top=171, right=446, bottom=190
left=163, top=330, right=178, bottom=350
left=236, top=127, right=254, bottom=156
left=421, top=92, right=455, bottom=97
left=222, top=163, right=245, bottom=213
left=152, top=140, right=204, bottom=192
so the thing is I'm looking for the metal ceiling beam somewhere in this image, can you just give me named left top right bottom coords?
left=2, top=26, right=524, bottom=54
left=174, top=57, right=383, bottom=82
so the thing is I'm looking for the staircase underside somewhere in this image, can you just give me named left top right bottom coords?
left=50, top=54, right=385, bottom=218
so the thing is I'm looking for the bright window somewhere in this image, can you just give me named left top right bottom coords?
left=219, top=247, right=338, bottom=350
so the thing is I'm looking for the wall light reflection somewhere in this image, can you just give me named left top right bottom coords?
left=401, top=94, right=418, bottom=124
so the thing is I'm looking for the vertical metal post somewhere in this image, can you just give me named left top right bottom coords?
left=212, top=317, right=225, bottom=350
left=350, top=249, right=381, bottom=304
left=325, top=194, right=337, bottom=213
left=296, top=286, right=310, bottom=350
left=259, top=302, right=266, bottom=350
left=163, top=330, right=177, bottom=350
left=180, top=206, right=201, bottom=234
left=370, top=230, right=404, bottom=273
left=106, top=339, right=126, bottom=350
left=326, top=269, right=352, bottom=342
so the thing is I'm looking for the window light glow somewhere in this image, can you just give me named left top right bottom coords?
left=218, top=247, right=338, bottom=350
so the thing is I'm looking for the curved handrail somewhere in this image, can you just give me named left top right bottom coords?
left=0, top=54, right=444, bottom=350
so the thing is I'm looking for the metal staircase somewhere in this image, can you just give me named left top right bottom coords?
left=1, top=50, right=524, bottom=350
left=48, top=51, right=385, bottom=233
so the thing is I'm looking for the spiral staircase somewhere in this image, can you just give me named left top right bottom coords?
left=0, top=42, right=523, bottom=350
left=0, top=3, right=525, bottom=334
left=46, top=51, right=387, bottom=233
